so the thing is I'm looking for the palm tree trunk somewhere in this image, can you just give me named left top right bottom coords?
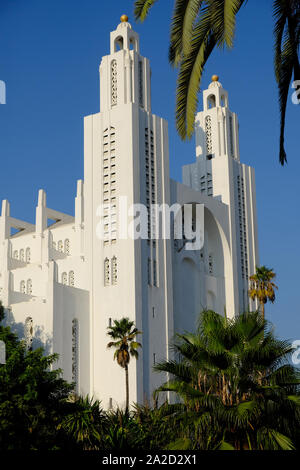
left=125, top=365, right=129, bottom=411
left=260, top=301, right=265, bottom=321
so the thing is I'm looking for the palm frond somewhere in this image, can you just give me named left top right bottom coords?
left=208, top=0, right=245, bottom=49
left=134, top=0, right=159, bottom=22
left=273, top=0, right=300, bottom=164
left=169, top=0, right=202, bottom=65
left=176, top=8, right=215, bottom=139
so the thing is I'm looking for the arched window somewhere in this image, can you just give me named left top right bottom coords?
left=25, top=317, right=33, bottom=351
left=111, top=60, right=118, bottom=107
left=114, top=36, right=123, bottom=51
left=72, top=318, right=79, bottom=393
left=58, top=240, right=63, bottom=253
left=205, top=116, right=212, bottom=155
left=64, top=239, right=70, bottom=255
left=104, top=258, right=110, bottom=286
left=26, top=279, right=32, bottom=295
left=129, top=36, right=137, bottom=51
left=20, top=280, right=25, bottom=293
left=13, top=250, right=19, bottom=260
left=20, top=249, right=24, bottom=262
left=112, top=256, right=117, bottom=285
left=207, top=94, right=216, bottom=109
left=69, top=270, right=74, bottom=287
left=61, top=272, right=67, bottom=285
left=221, top=94, right=228, bottom=107
left=26, top=247, right=31, bottom=263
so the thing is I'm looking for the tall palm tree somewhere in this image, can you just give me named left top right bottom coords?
left=107, top=318, right=142, bottom=411
left=153, top=310, right=300, bottom=450
left=134, top=0, right=300, bottom=164
left=249, top=265, right=278, bottom=320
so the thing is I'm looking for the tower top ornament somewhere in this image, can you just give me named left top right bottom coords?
left=120, top=14, right=129, bottom=22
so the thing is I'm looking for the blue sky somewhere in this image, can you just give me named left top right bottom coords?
left=0, top=0, right=299, bottom=341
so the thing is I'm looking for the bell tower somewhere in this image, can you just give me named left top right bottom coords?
left=196, top=75, right=240, bottom=161
left=83, top=16, right=173, bottom=408
left=183, top=75, right=259, bottom=314
left=99, top=15, right=151, bottom=112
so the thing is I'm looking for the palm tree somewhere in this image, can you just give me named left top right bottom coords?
left=249, top=266, right=278, bottom=320
left=107, top=318, right=142, bottom=411
left=134, top=0, right=300, bottom=164
left=57, top=396, right=104, bottom=450
left=153, top=310, right=300, bottom=450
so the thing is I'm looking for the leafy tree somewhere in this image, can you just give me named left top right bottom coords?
left=0, top=303, right=75, bottom=450
left=249, top=265, right=278, bottom=320
left=107, top=318, right=142, bottom=411
left=153, top=310, right=300, bottom=450
left=134, top=0, right=300, bottom=164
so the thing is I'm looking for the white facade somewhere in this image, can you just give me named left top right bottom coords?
left=0, top=19, right=259, bottom=408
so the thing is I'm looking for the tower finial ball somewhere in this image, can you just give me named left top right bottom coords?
left=212, top=75, right=219, bottom=82
left=120, top=14, right=129, bottom=22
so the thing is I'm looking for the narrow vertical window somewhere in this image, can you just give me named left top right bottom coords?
left=25, top=317, right=33, bottom=351
left=64, top=239, right=70, bottom=255
left=153, top=259, right=157, bottom=287
left=229, top=115, right=234, bottom=158
left=0, top=340, right=5, bottom=365
left=26, top=247, right=31, bottom=263
left=20, top=280, right=25, bottom=293
left=62, top=272, right=67, bottom=285
left=208, top=254, right=213, bottom=275
left=13, top=250, right=19, bottom=260
left=147, top=258, right=151, bottom=285
left=26, top=279, right=32, bottom=295
left=111, top=60, right=118, bottom=107
left=72, top=318, right=79, bottom=393
left=153, top=353, right=156, bottom=365
left=69, top=270, right=75, bottom=287
left=205, top=115, right=212, bottom=155
left=58, top=240, right=63, bottom=253
left=138, top=61, right=143, bottom=108
left=20, top=249, right=24, bottom=262
left=104, top=258, right=110, bottom=286
left=112, top=256, right=117, bottom=285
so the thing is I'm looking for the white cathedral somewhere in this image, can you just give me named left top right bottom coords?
left=0, top=17, right=259, bottom=408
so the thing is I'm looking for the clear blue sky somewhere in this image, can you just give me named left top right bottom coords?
left=0, top=0, right=299, bottom=341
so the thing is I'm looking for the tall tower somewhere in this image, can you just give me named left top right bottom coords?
left=183, top=76, right=259, bottom=314
left=83, top=16, right=174, bottom=407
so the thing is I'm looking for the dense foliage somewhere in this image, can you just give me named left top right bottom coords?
left=153, top=310, right=300, bottom=450
left=1, top=304, right=299, bottom=450
left=0, top=304, right=75, bottom=450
